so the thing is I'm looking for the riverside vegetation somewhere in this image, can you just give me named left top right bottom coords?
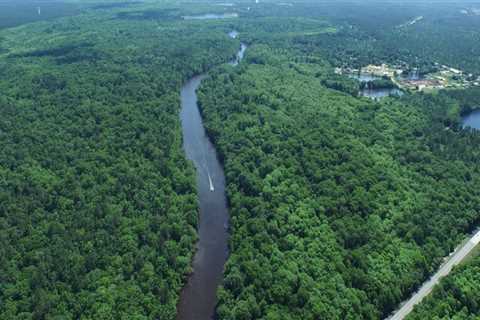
left=1, top=0, right=480, bottom=319
left=196, top=2, right=480, bottom=318
left=198, top=43, right=480, bottom=319
left=0, top=2, right=239, bottom=319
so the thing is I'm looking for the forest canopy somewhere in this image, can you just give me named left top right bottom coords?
left=0, top=0, right=480, bottom=319
left=407, top=255, right=480, bottom=320
left=197, top=40, right=480, bottom=320
left=0, top=2, right=238, bottom=319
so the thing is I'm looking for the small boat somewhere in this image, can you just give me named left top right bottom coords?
left=208, top=173, right=214, bottom=192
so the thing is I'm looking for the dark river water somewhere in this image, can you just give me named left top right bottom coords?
left=462, top=109, right=480, bottom=130
left=176, top=34, right=245, bottom=320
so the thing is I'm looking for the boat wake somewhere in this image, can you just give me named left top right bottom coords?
left=208, top=172, right=214, bottom=192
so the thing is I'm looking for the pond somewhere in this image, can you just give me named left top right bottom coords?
left=349, top=73, right=403, bottom=99
left=360, top=88, right=403, bottom=99
left=462, top=109, right=480, bottom=130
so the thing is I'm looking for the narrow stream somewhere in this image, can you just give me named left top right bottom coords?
left=176, top=33, right=246, bottom=320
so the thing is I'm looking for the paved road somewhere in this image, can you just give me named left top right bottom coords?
left=387, top=230, right=480, bottom=320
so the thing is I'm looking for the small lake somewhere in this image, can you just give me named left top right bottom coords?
left=462, top=109, right=480, bottom=130
left=349, top=74, right=403, bottom=99
left=182, top=13, right=239, bottom=20
left=360, top=88, right=403, bottom=99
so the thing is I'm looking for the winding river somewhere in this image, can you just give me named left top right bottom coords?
left=176, top=33, right=246, bottom=320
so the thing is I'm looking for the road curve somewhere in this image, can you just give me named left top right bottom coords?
left=387, top=230, right=480, bottom=320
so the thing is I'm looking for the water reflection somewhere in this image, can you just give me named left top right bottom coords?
left=462, top=109, right=480, bottom=130
left=349, top=74, right=403, bottom=99
left=360, top=88, right=403, bottom=99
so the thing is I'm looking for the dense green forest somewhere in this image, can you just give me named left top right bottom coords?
left=236, top=1, right=480, bottom=76
left=1, top=0, right=480, bottom=319
left=198, top=41, right=480, bottom=319
left=404, top=88, right=480, bottom=320
left=407, top=255, right=480, bottom=320
left=0, top=2, right=239, bottom=319
left=443, top=88, right=480, bottom=116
